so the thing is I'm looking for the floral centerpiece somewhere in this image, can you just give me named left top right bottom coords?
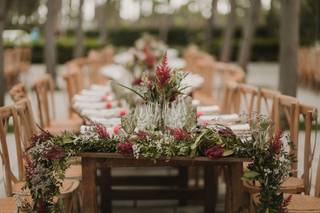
left=23, top=54, right=293, bottom=213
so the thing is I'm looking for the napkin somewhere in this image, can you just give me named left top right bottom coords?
left=74, top=101, right=118, bottom=110
left=228, top=123, right=251, bottom=131
left=81, top=108, right=127, bottom=118
left=90, top=117, right=121, bottom=126
left=198, top=114, right=240, bottom=125
left=197, top=105, right=220, bottom=115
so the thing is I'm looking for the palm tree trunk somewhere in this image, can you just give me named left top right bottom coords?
left=205, top=0, right=217, bottom=51
left=98, top=1, right=108, bottom=45
left=279, top=0, right=300, bottom=96
left=45, top=0, right=59, bottom=83
left=0, top=0, right=6, bottom=106
left=220, top=0, right=236, bottom=62
left=73, top=0, right=85, bottom=57
left=237, top=0, right=261, bottom=71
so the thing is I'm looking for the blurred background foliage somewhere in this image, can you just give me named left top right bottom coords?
left=2, top=0, right=320, bottom=63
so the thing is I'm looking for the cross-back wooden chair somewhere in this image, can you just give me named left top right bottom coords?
left=255, top=88, right=281, bottom=118
left=0, top=102, right=80, bottom=212
left=32, top=74, right=82, bottom=135
left=0, top=105, right=25, bottom=196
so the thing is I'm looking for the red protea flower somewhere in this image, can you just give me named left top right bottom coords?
left=144, top=46, right=156, bottom=69
left=156, top=53, right=170, bottom=88
left=136, top=130, right=149, bottom=140
left=270, top=129, right=283, bottom=154
left=169, top=128, right=190, bottom=141
left=132, top=77, right=143, bottom=86
left=117, top=140, right=133, bottom=155
left=205, top=146, right=224, bottom=159
left=43, top=144, right=66, bottom=160
left=95, top=123, right=110, bottom=138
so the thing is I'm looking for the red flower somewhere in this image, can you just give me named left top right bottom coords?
left=43, top=144, right=66, bottom=160
left=119, top=109, right=128, bottom=117
left=95, top=123, right=110, bottom=138
left=117, top=140, right=133, bottom=155
left=218, top=126, right=236, bottom=137
left=136, top=130, right=149, bottom=140
left=37, top=199, right=47, bottom=213
left=205, top=146, right=224, bottom=159
left=169, top=128, right=190, bottom=141
left=105, top=102, right=113, bottom=109
left=270, top=129, right=282, bottom=154
left=156, top=53, right=170, bottom=88
left=144, top=46, right=156, bottom=69
left=132, top=78, right=143, bottom=86
left=196, top=111, right=204, bottom=118
left=113, top=124, right=121, bottom=135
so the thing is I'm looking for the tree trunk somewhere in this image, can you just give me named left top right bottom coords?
left=98, top=1, right=108, bottom=45
left=279, top=0, right=300, bottom=96
left=73, top=0, right=85, bottom=57
left=0, top=0, right=6, bottom=106
left=220, top=0, right=236, bottom=62
left=159, top=14, right=170, bottom=43
left=45, top=0, right=59, bottom=83
left=205, top=0, right=217, bottom=51
left=237, top=0, right=261, bottom=72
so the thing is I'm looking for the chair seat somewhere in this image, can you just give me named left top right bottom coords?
left=244, top=177, right=304, bottom=193
left=65, top=164, right=82, bottom=180
left=0, top=197, right=17, bottom=213
left=13, top=179, right=80, bottom=195
left=253, top=194, right=320, bottom=212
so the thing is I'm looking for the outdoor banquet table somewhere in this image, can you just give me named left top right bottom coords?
left=79, top=152, right=249, bottom=213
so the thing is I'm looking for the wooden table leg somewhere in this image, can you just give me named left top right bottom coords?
left=82, top=157, right=98, bottom=213
left=204, top=166, right=218, bottom=213
left=100, top=167, right=112, bottom=213
left=178, top=167, right=188, bottom=206
left=225, top=162, right=249, bottom=213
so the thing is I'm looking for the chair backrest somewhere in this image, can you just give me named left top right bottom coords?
left=315, top=156, right=320, bottom=197
left=298, top=104, right=318, bottom=195
left=32, top=74, right=55, bottom=128
left=237, top=84, right=259, bottom=118
left=256, top=88, right=281, bottom=118
left=274, top=95, right=299, bottom=174
left=9, top=83, right=28, bottom=103
left=0, top=106, right=24, bottom=196
left=220, top=81, right=240, bottom=114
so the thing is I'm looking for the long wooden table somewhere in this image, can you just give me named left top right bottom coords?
left=80, top=153, right=249, bottom=213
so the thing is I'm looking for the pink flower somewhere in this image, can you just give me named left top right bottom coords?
left=101, top=95, right=108, bottom=101
left=43, top=144, right=66, bottom=160
left=119, top=109, right=128, bottom=117
left=117, top=140, right=133, bottom=155
left=196, top=111, right=204, bottom=118
left=205, top=146, right=224, bottom=159
left=270, top=129, right=283, bottom=154
left=105, top=102, right=113, bottom=109
left=113, top=124, right=121, bottom=135
left=156, top=53, right=170, bottom=88
left=95, top=123, right=110, bottom=138
left=169, top=128, right=190, bottom=141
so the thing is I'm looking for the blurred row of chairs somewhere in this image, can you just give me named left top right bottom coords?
left=185, top=45, right=320, bottom=212
left=299, top=47, right=320, bottom=90
left=183, top=45, right=245, bottom=105
left=4, top=47, right=31, bottom=89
